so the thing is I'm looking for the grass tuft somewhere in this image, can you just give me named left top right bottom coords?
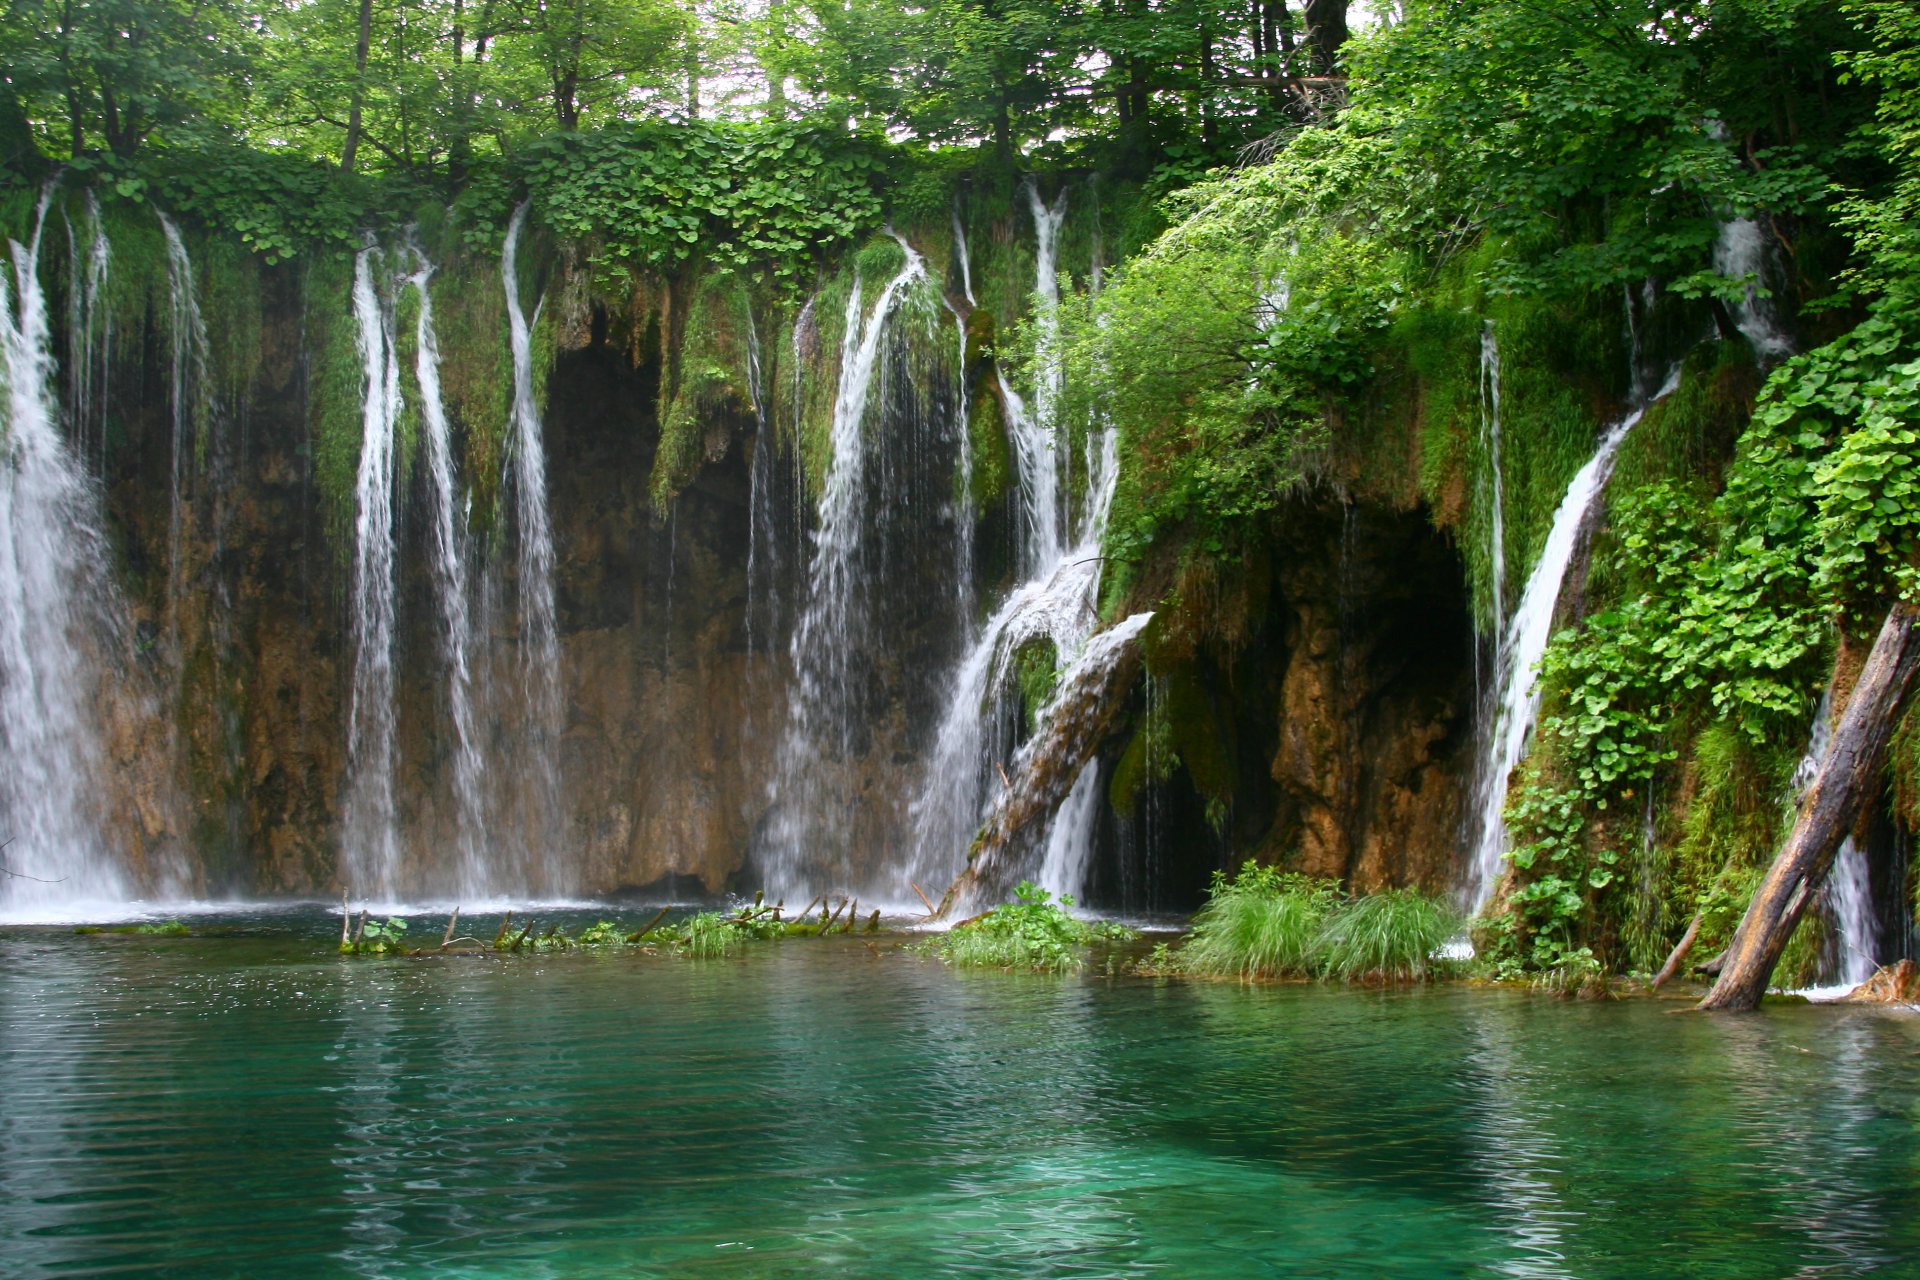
left=1313, top=889, right=1464, bottom=983
left=1178, top=863, right=1337, bottom=979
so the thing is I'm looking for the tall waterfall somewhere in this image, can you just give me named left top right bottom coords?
left=0, top=190, right=133, bottom=912
left=1462, top=369, right=1680, bottom=910
left=903, top=181, right=1132, bottom=906
left=502, top=204, right=562, bottom=889
left=407, top=252, right=487, bottom=898
left=762, top=236, right=932, bottom=899
left=342, top=243, right=404, bottom=898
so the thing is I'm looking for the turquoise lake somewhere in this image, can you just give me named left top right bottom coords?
left=2, top=908, right=1917, bottom=1278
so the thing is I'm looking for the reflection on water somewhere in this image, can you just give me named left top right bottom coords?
left=1, top=911, right=1917, bottom=1278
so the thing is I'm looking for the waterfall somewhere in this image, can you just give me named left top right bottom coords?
left=763, top=236, right=929, bottom=899
left=1462, top=368, right=1681, bottom=911
left=1479, top=321, right=1507, bottom=650
left=904, top=181, right=1133, bottom=906
left=63, top=194, right=110, bottom=470
left=406, top=251, right=487, bottom=898
left=1788, top=690, right=1878, bottom=992
left=0, top=190, right=131, bottom=912
left=502, top=203, right=562, bottom=888
left=951, top=199, right=975, bottom=305
left=158, top=213, right=210, bottom=645
left=1713, top=218, right=1793, bottom=362
left=342, top=244, right=404, bottom=899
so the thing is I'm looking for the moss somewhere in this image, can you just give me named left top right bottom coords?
left=198, top=234, right=264, bottom=419
left=1012, top=637, right=1059, bottom=734
left=306, top=254, right=364, bottom=543
left=1609, top=338, right=1761, bottom=495
left=423, top=257, right=511, bottom=533
left=651, top=266, right=755, bottom=509
left=1667, top=722, right=1798, bottom=957
left=1164, top=663, right=1235, bottom=809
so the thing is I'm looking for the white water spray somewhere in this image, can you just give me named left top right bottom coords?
left=1787, top=690, right=1878, bottom=994
left=158, top=212, right=210, bottom=644
left=1480, top=321, right=1507, bottom=650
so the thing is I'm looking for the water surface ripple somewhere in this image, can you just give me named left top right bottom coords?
left=2, top=913, right=1917, bottom=1278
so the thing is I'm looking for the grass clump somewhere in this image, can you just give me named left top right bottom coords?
left=1178, top=863, right=1338, bottom=979
left=929, top=881, right=1134, bottom=973
left=1315, top=888, right=1464, bottom=982
left=1155, top=862, right=1465, bottom=984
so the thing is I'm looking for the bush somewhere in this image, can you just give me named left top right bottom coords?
left=1314, top=889, right=1464, bottom=983
left=1178, top=863, right=1338, bottom=979
left=930, top=882, right=1133, bottom=973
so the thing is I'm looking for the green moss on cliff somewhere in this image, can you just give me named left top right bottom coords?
left=651, top=267, right=754, bottom=509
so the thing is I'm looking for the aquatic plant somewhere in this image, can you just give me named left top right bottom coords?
left=930, top=882, right=1133, bottom=974
left=1313, top=889, right=1464, bottom=983
left=1177, top=863, right=1338, bottom=980
left=340, top=916, right=409, bottom=955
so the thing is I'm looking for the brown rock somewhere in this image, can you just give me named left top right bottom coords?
left=1846, top=959, right=1920, bottom=1004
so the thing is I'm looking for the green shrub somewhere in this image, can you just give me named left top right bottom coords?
left=1313, top=889, right=1464, bottom=983
left=930, top=882, right=1132, bottom=973
left=1177, top=862, right=1338, bottom=979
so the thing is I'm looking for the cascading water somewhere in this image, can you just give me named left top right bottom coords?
left=63, top=194, right=110, bottom=469
left=1788, top=690, right=1878, bottom=993
left=406, top=251, right=487, bottom=898
left=1713, top=217, right=1794, bottom=362
left=1479, top=321, right=1508, bottom=652
left=0, top=190, right=134, bottom=912
left=1462, top=368, right=1681, bottom=911
left=158, top=212, right=210, bottom=644
left=342, top=243, right=404, bottom=899
left=502, top=203, right=562, bottom=890
left=763, top=236, right=931, bottom=899
left=904, top=182, right=1136, bottom=907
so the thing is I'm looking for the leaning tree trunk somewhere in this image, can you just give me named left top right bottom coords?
left=1698, top=600, right=1920, bottom=1011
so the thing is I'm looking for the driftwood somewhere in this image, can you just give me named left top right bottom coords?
left=628, top=906, right=672, bottom=942
left=1651, top=911, right=1702, bottom=990
left=908, top=881, right=938, bottom=916
left=494, top=913, right=513, bottom=945
left=1699, top=600, right=1920, bottom=1012
left=441, top=907, right=461, bottom=947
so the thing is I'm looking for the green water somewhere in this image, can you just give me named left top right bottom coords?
left=2, top=909, right=1918, bottom=1278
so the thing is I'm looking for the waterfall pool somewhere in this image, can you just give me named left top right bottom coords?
left=2, top=908, right=1917, bottom=1278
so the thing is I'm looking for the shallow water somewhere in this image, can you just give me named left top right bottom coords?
left=2, top=908, right=1917, bottom=1278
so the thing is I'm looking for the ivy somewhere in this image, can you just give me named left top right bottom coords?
left=519, top=121, right=892, bottom=286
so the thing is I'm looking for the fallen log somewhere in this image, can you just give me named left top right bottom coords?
left=1699, top=600, right=1920, bottom=1012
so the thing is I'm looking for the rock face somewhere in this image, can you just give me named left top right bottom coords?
left=1267, top=501, right=1474, bottom=892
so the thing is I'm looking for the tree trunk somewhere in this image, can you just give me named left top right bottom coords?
left=1698, top=600, right=1920, bottom=1012
left=1303, top=0, right=1348, bottom=77
left=341, top=0, right=374, bottom=172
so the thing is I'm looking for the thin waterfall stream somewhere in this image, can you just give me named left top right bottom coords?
left=1463, top=367, right=1681, bottom=911
left=502, top=202, right=562, bottom=893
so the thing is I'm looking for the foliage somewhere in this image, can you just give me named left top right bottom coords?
left=1314, top=890, right=1464, bottom=983
left=521, top=121, right=890, bottom=287
left=341, top=916, right=409, bottom=954
left=1175, top=862, right=1338, bottom=979
left=928, top=882, right=1133, bottom=973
